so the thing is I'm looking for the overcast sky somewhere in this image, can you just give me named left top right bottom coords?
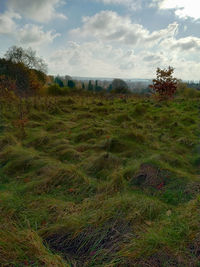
left=1, top=0, right=200, bottom=80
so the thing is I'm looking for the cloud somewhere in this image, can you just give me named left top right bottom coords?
left=96, top=0, right=143, bottom=10
left=47, top=37, right=200, bottom=80
left=156, top=0, right=200, bottom=20
left=17, top=24, right=60, bottom=46
left=48, top=40, right=173, bottom=79
left=0, top=11, right=60, bottom=46
left=52, top=8, right=200, bottom=80
left=143, top=54, right=162, bottom=62
left=0, top=11, right=21, bottom=34
left=70, top=11, right=178, bottom=47
left=170, top=37, right=200, bottom=51
left=144, top=22, right=178, bottom=43
left=48, top=41, right=138, bottom=77
left=6, top=0, right=67, bottom=22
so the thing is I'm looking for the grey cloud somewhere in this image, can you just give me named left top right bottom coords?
left=95, top=0, right=143, bottom=10
left=143, top=54, right=161, bottom=62
left=7, top=0, right=67, bottom=22
left=18, top=24, right=60, bottom=46
left=171, top=37, right=200, bottom=51
left=71, top=11, right=179, bottom=49
left=0, top=12, right=20, bottom=34
left=71, top=11, right=148, bottom=45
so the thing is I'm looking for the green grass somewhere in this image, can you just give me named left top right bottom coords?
left=0, top=94, right=199, bottom=266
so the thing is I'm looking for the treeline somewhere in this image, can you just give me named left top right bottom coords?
left=50, top=75, right=131, bottom=95
left=0, top=46, right=133, bottom=97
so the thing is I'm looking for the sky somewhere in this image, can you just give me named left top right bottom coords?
left=1, top=0, right=200, bottom=80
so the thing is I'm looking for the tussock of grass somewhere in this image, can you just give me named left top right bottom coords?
left=0, top=133, right=18, bottom=149
left=35, top=164, right=87, bottom=191
left=85, top=152, right=121, bottom=178
left=0, top=145, right=45, bottom=175
left=0, top=227, right=66, bottom=266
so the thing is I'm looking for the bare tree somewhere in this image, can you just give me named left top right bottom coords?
left=4, top=46, right=48, bottom=73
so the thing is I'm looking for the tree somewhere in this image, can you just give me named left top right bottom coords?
left=64, top=75, right=72, bottom=86
left=111, top=78, right=129, bottom=94
left=88, top=80, right=94, bottom=91
left=4, top=46, right=48, bottom=73
left=54, top=76, right=64, bottom=87
left=0, top=58, right=47, bottom=96
left=107, top=84, right=112, bottom=92
left=150, top=66, right=178, bottom=100
left=68, top=80, right=75, bottom=88
left=31, top=69, right=47, bottom=86
left=94, top=80, right=102, bottom=92
left=95, top=80, right=98, bottom=89
left=0, top=58, right=32, bottom=95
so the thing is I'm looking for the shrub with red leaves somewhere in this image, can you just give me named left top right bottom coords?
left=150, top=66, right=178, bottom=101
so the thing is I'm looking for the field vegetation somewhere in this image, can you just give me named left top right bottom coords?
left=0, top=90, right=200, bottom=266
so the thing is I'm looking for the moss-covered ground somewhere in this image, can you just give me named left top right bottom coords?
left=0, top=94, right=200, bottom=266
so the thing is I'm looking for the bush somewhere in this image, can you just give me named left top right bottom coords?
left=150, top=66, right=178, bottom=100
left=183, top=87, right=200, bottom=98
left=176, top=82, right=200, bottom=98
left=111, top=79, right=130, bottom=94
left=47, top=84, right=69, bottom=96
left=0, top=75, right=17, bottom=99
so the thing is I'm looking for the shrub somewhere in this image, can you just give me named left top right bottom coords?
left=47, top=84, right=69, bottom=96
left=176, top=81, right=200, bottom=98
left=0, top=75, right=17, bottom=98
left=185, top=88, right=200, bottom=98
left=150, top=66, right=178, bottom=100
left=111, top=79, right=130, bottom=94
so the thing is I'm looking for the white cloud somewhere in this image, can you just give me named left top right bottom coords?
left=70, top=11, right=178, bottom=47
left=48, top=41, right=138, bottom=77
left=53, top=9, right=200, bottom=80
left=17, top=24, right=60, bottom=46
left=157, top=0, right=200, bottom=20
left=0, top=11, right=21, bottom=34
left=48, top=40, right=177, bottom=79
left=6, top=0, right=67, bottom=22
left=45, top=36, right=200, bottom=80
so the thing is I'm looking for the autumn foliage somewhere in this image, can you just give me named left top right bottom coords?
left=150, top=66, right=178, bottom=100
left=0, top=75, right=17, bottom=99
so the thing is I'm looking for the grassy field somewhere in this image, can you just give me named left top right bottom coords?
left=0, top=94, right=200, bottom=266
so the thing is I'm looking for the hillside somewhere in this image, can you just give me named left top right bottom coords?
left=0, top=94, right=200, bottom=266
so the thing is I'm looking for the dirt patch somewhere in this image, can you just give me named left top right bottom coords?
left=130, top=250, right=185, bottom=267
left=184, top=182, right=200, bottom=198
left=131, top=163, right=170, bottom=189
